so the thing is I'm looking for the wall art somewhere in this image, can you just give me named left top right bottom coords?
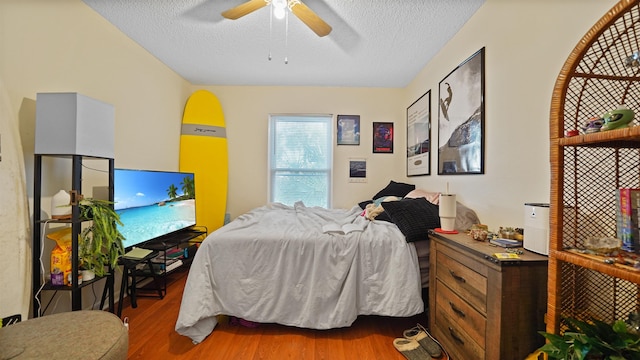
left=337, top=115, right=360, bottom=145
left=373, top=122, right=394, bottom=153
left=348, top=158, right=367, bottom=183
left=438, top=47, right=485, bottom=175
left=407, top=91, right=431, bottom=176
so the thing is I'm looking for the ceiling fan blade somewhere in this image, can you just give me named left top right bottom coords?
left=221, top=0, right=269, bottom=20
left=289, top=1, right=332, bottom=37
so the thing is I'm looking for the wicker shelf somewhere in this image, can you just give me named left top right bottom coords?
left=557, top=125, right=640, bottom=147
left=548, top=0, right=640, bottom=334
left=553, top=249, right=640, bottom=284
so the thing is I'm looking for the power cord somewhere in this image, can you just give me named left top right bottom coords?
left=34, top=219, right=53, bottom=317
left=81, top=163, right=109, bottom=174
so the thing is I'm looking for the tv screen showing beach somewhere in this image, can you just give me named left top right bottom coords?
left=114, top=168, right=196, bottom=249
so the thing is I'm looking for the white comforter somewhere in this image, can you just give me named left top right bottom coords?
left=175, top=202, right=424, bottom=344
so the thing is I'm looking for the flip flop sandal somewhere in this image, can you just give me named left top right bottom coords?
left=393, top=338, right=432, bottom=360
left=403, top=324, right=443, bottom=358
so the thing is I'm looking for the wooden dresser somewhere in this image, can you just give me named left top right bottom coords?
left=428, top=232, right=548, bottom=359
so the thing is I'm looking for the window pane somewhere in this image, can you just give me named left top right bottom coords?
left=269, top=115, right=332, bottom=207
left=272, top=171, right=329, bottom=208
left=273, top=119, right=330, bottom=170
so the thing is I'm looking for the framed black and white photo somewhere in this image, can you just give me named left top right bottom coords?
left=407, top=91, right=431, bottom=176
left=438, top=47, right=485, bottom=175
left=348, top=158, right=367, bottom=183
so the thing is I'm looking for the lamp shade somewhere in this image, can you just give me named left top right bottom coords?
left=35, top=92, right=114, bottom=158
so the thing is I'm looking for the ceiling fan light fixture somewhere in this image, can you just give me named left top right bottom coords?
left=272, top=0, right=287, bottom=20
left=273, top=0, right=287, bottom=9
left=273, top=6, right=286, bottom=20
left=221, top=0, right=331, bottom=37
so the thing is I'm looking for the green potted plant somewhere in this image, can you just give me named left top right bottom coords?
left=537, top=316, right=640, bottom=360
left=78, top=198, right=125, bottom=278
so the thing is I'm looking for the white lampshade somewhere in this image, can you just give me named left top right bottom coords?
left=35, top=92, right=114, bottom=158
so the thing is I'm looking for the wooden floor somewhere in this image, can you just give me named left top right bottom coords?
left=121, top=269, right=429, bottom=359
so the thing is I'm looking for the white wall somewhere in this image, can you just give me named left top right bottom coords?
left=0, top=0, right=622, bottom=313
left=3, top=0, right=619, bottom=230
left=1, top=0, right=192, bottom=179
left=199, top=0, right=617, bottom=229
left=0, top=0, right=191, bottom=313
left=198, top=85, right=405, bottom=217
left=402, top=0, right=617, bottom=228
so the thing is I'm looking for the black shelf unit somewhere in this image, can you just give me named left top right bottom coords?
left=32, top=154, right=115, bottom=317
left=127, top=228, right=206, bottom=298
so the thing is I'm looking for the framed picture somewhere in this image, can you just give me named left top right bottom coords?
left=337, top=115, right=360, bottom=145
left=373, top=122, right=394, bottom=153
left=407, top=91, right=431, bottom=176
left=438, top=47, right=485, bottom=175
left=348, top=158, right=367, bottom=183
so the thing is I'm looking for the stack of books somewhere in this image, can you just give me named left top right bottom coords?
left=150, top=253, right=183, bottom=274
left=616, top=188, right=640, bottom=252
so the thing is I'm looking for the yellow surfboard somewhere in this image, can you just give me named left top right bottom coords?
left=180, top=90, right=228, bottom=234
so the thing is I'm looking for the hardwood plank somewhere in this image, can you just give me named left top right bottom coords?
left=120, top=268, right=427, bottom=359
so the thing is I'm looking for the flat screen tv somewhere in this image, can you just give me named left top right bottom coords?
left=114, top=168, right=196, bottom=250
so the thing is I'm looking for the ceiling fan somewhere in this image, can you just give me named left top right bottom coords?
left=221, top=0, right=332, bottom=37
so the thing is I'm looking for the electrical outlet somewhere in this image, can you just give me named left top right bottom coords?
left=1, top=314, right=21, bottom=327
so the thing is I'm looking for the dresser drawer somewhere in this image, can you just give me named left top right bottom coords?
left=435, top=248, right=488, bottom=314
left=435, top=279, right=486, bottom=348
left=433, top=303, right=485, bottom=360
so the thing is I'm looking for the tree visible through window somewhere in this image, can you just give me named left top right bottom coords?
left=268, top=114, right=333, bottom=208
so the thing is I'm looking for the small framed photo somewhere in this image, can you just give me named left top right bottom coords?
left=337, top=115, right=360, bottom=145
left=349, top=158, right=367, bottom=183
left=373, top=122, right=394, bottom=153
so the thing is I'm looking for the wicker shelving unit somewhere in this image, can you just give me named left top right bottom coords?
left=548, top=0, right=640, bottom=333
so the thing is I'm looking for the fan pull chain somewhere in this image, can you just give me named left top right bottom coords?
left=284, top=8, right=289, bottom=64
left=268, top=3, right=273, bottom=61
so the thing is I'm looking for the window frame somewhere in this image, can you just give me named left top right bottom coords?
left=267, top=113, right=333, bottom=208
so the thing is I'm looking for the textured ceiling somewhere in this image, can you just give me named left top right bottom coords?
left=82, top=0, right=485, bottom=88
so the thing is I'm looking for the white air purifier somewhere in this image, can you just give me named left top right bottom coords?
left=523, top=203, right=550, bottom=255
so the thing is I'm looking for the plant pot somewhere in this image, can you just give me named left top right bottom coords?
left=81, top=269, right=95, bottom=281
left=500, top=231, right=515, bottom=239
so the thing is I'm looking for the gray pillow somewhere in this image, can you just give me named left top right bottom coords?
left=455, top=202, right=481, bottom=231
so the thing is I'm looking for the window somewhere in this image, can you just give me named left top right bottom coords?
left=268, top=114, right=333, bottom=208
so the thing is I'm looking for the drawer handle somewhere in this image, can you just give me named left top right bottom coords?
left=449, top=270, right=466, bottom=283
left=448, top=326, right=465, bottom=345
left=449, top=302, right=466, bottom=318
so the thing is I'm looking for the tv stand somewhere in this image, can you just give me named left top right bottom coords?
left=144, top=228, right=207, bottom=251
left=123, top=227, right=207, bottom=304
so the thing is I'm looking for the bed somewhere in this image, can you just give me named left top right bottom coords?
left=175, top=182, right=479, bottom=344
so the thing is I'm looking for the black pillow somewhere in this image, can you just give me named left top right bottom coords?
left=374, top=210, right=393, bottom=223
left=358, top=200, right=373, bottom=209
left=372, top=181, right=415, bottom=200
left=382, top=197, right=440, bottom=242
